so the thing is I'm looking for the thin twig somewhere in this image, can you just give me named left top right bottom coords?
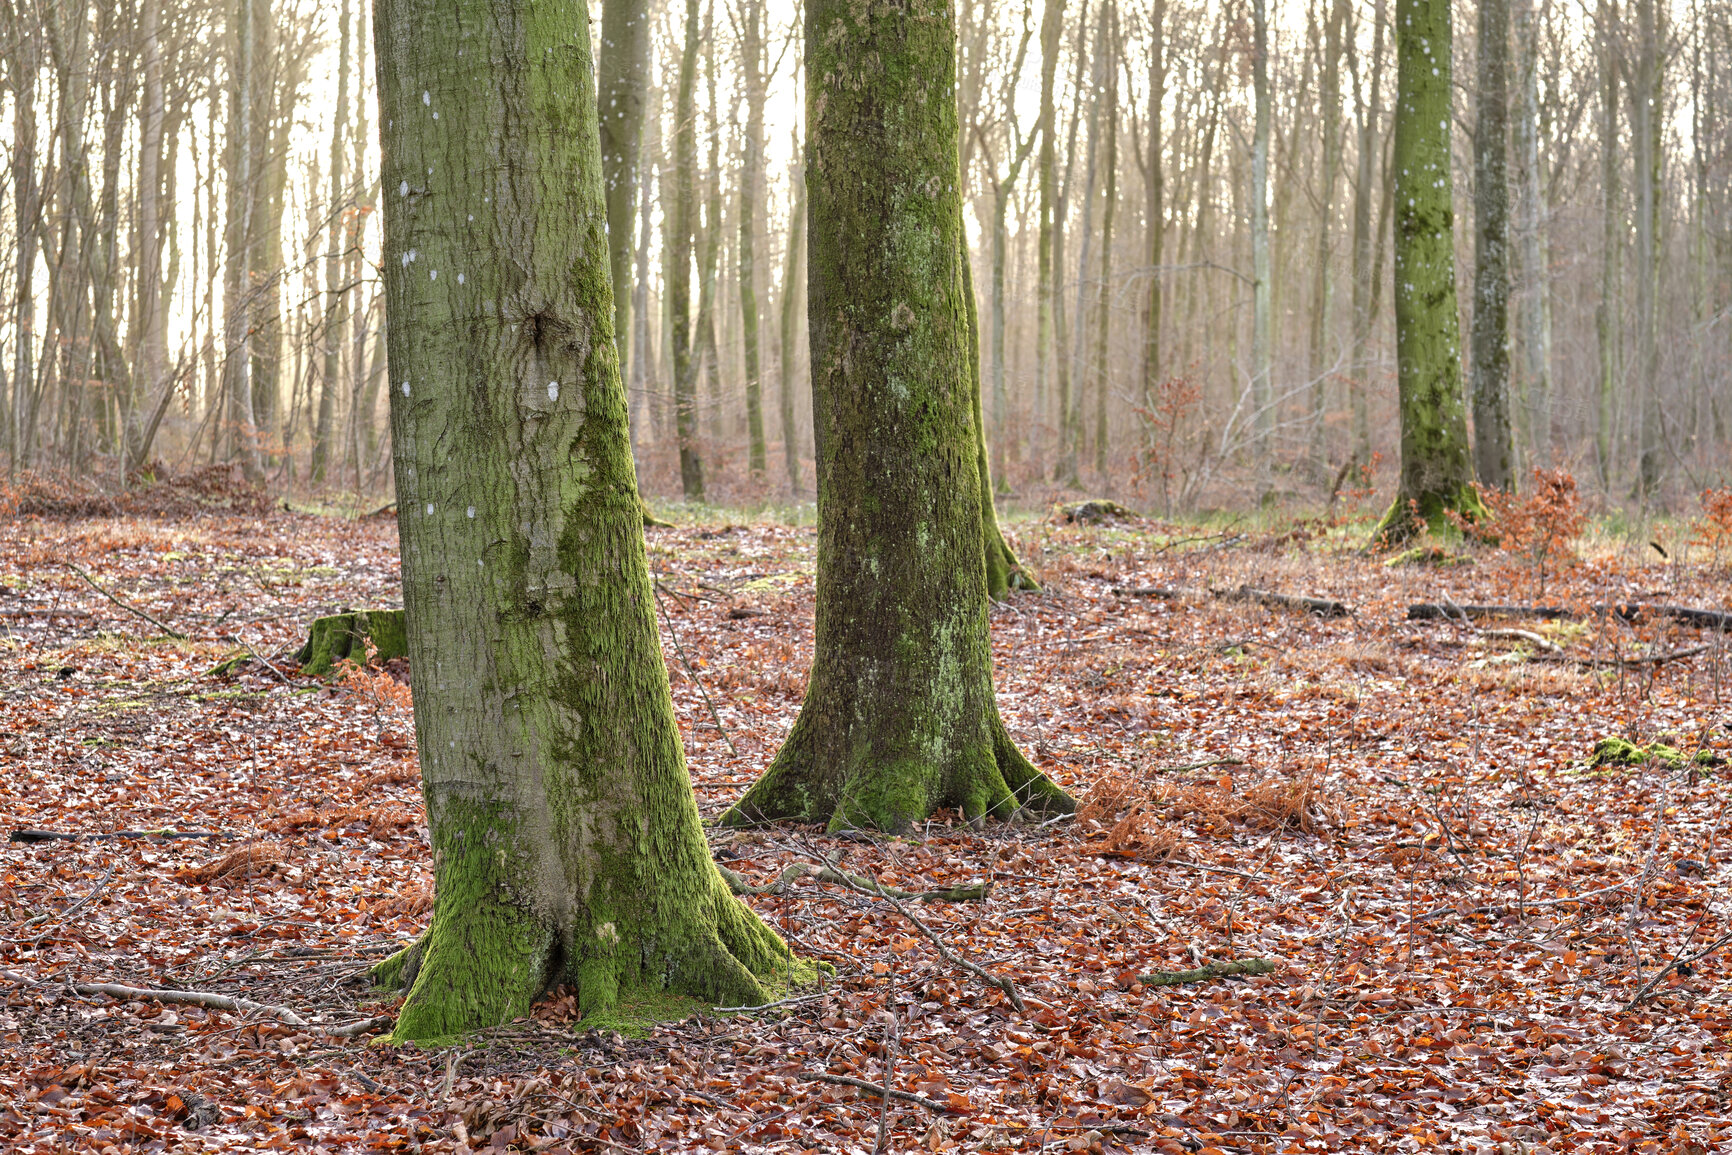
left=16, top=864, right=117, bottom=949
left=1622, top=928, right=1732, bottom=1011
left=873, top=967, right=899, bottom=1155
left=220, top=636, right=293, bottom=685
left=815, top=858, right=1027, bottom=1013
left=803, top=1071, right=944, bottom=1112
left=652, top=581, right=739, bottom=757
left=65, top=563, right=187, bottom=638
left=712, top=992, right=827, bottom=1014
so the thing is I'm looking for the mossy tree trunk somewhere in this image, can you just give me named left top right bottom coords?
left=1372, top=0, right=1483, bottom=545
left=371, top=0, right=792, bottom=1042
left=1470, top=0, right=1513, bottom=492
left=721, top=0, right=1072, bottom=834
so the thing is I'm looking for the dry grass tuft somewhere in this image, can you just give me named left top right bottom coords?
left=175, top=843, right=285, bottom=885
left=1081, top=765, right=1339, bottom=841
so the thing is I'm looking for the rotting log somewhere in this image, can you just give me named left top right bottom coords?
left=294, top=609, right=408, bottom=677
left=1132, top=957, right=1277, bottom=986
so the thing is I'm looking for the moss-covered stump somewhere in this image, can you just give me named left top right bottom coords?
left=294, top=610, right=408, bottom=677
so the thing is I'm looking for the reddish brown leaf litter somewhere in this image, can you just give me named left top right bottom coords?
left=3, top=506, right=1732, bottom=1153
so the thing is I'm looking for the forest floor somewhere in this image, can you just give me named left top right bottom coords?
left=3, top=496, right=1731, bottom=1154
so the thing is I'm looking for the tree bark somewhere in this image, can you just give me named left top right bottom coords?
left=1250, top=0, right=1273, bottom=476
left=1092, top=0, right=1118, bottom=479
left=723, top=0, right=1072, bottom=833
left=370, top=0, right=794, bottom=1041
left=1035, top=0, right=1064, bottom=442
left=598, top=0, right=649, bottom=392
left=1631, top=0, right=1664, bottom=500
left=1512, top=0, right=1551, bottom=463
left=311, top=0, right=352, bottom=484
left=1595, top=0, right=1621, bottom=491
left=1347, top=0, right=1388, bottom=467
left=1309, top=0, right=1346, bottom=468
left=737, top=0, right=768, bottom=479
left=1140, top=0, right=1165, bottom=455
left=1471, top=0, right=1513, bottom=490
left=1372, top=0, right=1482, bottom=543
left=671, top=0, right=705, bottom=499
left=778, top=156, right=806, bottom=494
left=221, top=0, right=260, bottom=476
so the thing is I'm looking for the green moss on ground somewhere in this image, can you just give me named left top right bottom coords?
left=1590, top=737, right=1718, bottom=769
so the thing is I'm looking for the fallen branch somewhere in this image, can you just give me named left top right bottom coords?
left=64, top=563, right=187, bottom=639
left=10, top=828, right=227, bottom=843
left=1133, top=958, right=1277, bottom=986
left=9, top=972, right=394, bottom=1038
left=1112, top=585, right=1207, bottom=600
left=1409, top=601, right=1732, bottom=631
left=1229, top=586, right=1351, bottom=618
left=1542, top=644, right=1709, bottom=668
left=1151, top=758, right=1245, bottom=773
left=803, top=1071, right=946, bottom=1113
left=712, top=992, right=828, bottom=1015
left=1622, top=928, right=1732, bottom=1011
left=1111, top=584, right=1351, bottom=617
left=718, top=861, right=992, bottom=902
left=1480, top=628, right=1562, bottom=654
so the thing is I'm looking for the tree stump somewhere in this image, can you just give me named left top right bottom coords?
left=294, top=610, right=408, bottom=677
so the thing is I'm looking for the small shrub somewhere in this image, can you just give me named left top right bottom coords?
left=1451, top=468, right=1584, bottom=599
left=1691, top=487, right=1732, bottom=570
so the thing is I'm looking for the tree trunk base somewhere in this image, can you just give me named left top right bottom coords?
left=722, top=710, right=1073, bottom=834
left=1369, top=484, right=1489, bottom=549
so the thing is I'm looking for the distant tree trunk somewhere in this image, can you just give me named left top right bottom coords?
left=778, top=157, right=806, bottom=494
left=1632, top=0, right=1664, bottom=500
left=1052, top=0, right=1090, bottom=485
left=1249, top=0, right=1273, bottom=475
left=670, top=0, right=705, bottom=499
left=10, top=26, right=38, bottom=469
left=1471, top=0, right=1513, bottom=490
left=248, top=3, right=294, bottom=462
left=598, top=0, right=649, bottom=388
left=1309, top=0, right=1346, bottom=468
left=1595, top=0, right=1621, bottom=491
left=1061, top=9, right=1103, bottom=486
left=1140, top=0, right=1165, bottom=453
left=724, top=0, right=1071, bottom=832
left=1092, top=0, right=1118, bottom=479
left=311, top=0, right=351, bottom=484
left=370, top=0, right=795, bottom=1042
left=1372, top=0, right=1481, bottom=543
left=127, top=0, right=169, bottom=474
left=1347, top=0, right=1388, bottom=466
left=695, top=8, right=723, bottom=453
left=1512, top=0, right=1552, bottom=462
left=1035, top=0, right=1064, bottom=442
left=222, top=0, right=260, bottom=477
left=737, top=0, right=767, bottom=479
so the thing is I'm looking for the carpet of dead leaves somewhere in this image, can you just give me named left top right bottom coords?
left=3, top=499, right=1732, bottom=1155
